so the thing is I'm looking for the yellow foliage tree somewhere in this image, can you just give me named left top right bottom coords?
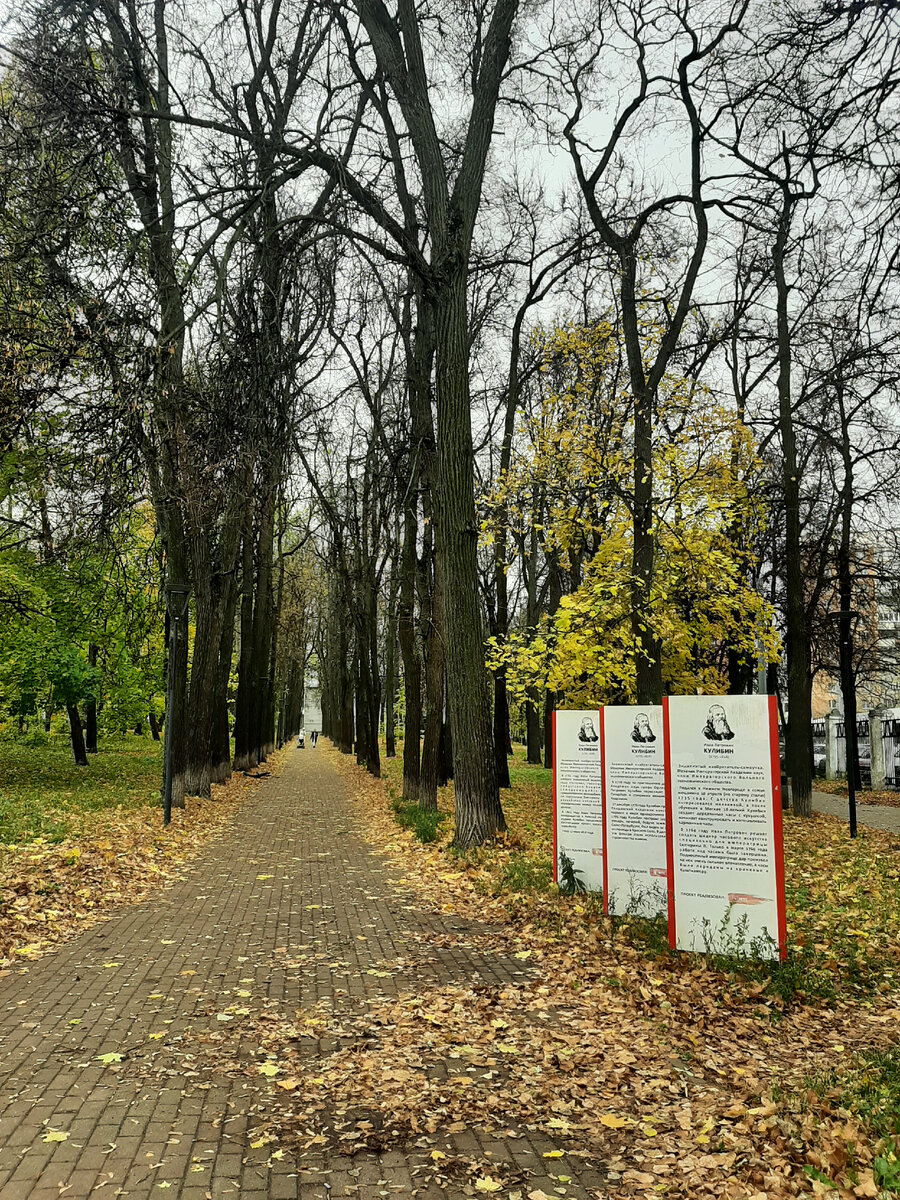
left=485, top=321, right=779, bottom=707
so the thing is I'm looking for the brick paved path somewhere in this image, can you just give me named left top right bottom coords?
left=0, top=749, right=595, bottom=1200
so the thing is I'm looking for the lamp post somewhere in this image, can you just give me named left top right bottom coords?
left=828, top=609, right=859, bottom=839
left=162, top=585, right=190, bottom=827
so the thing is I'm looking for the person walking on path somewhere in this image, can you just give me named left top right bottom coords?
left=297, top=728, right=305, bottom=748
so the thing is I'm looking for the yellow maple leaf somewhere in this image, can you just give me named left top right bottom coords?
left=599, top=1114, right=627, bottom=1129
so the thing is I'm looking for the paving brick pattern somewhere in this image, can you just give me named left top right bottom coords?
left=0, top=749, right=601, bottom=1199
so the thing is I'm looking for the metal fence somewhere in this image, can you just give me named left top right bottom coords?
left=885, top=716, right=900, bottom=788
left=835, top=718, right=872, bottom=787
left=812, top=720, right=826, bottom=777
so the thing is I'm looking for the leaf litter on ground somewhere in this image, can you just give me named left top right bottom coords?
left=200, top=743, right=900, bottom=1200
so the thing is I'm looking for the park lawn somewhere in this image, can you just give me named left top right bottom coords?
left=0, top=736, right=279, bottom=966
left=0, top=736, right=163, bottom=845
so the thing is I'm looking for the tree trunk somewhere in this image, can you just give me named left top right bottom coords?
left=185, top=554, right=224, bottom=798
left=166, top=574, right=189, bottom=809
left=524, top=519, right=542, bottom=765
left=420, top=556, right=445, bottom=811
left=493, top=671, right=512, bottom=786
left=66, top=703, right=88, bottom=767
left=233, top=526, right=256, bottom=771
left=774, top=196, right=812, bottom=816
left=211, top=578, right=237, bottom=785
left=252, top=487, right=277, bottom=764
left=543, top=688, right=555, bottom=769
left=85, top=643, right=98, bottom=753
left=433, top=268, right=504, bottom=847
left=632, top=381, right=662, bottom=704
left=384, top=555, right=399, bottom=759
left=148, top=711, right=161, bottom=741
left=525, top=688, right=542, bottom=764
left=397, top=504, right=422, bottom=798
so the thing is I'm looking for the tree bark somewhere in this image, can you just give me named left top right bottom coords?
left=433, top=267, right=504, bottom=846
left=85, top=642, right=98, bottom=753
left=419, top=555, right=445, bottom=810
left=233, top=525, right=256, bottom=771
left=384, top=556, right=399, bottom=759
left=66, top=703, right=88, bottom=766
left=774, top=193, right=812, bottom=817
left=397, top=502, right=422, bottom=798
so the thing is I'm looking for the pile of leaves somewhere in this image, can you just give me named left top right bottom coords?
left=0, top=749, right=283, bottom=966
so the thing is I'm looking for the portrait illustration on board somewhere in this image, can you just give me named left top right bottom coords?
left=631, top=712, right=656, bottom=743
left=702, top=703, right=735, bottom=741
left=578, top=716, right=599, bottom=743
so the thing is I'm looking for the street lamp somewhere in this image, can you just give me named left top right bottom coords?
left=162, top=585, right=190, bottom=827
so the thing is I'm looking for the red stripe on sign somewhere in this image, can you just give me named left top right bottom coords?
left=600, top=708, right=608, bottom=914
left=662, top=698, right=676, bottom=950
left=551, top=709, right=558, bottom=884
left=768, top=694, right=788, bottom=960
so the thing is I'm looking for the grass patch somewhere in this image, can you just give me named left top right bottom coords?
left=497, top=850, right=552, bottom=894
left=0, top=737, right=162, bottom=845
left=800, top=1047, right=900, bottom=1193
left=390, top=797, right=447, bottom=843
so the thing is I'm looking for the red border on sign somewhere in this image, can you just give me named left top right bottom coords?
left=768, top=694, right=788, bottom=959
left=551, top=709, right=558, bottom=884
left=662, top=697, right=676, bottom=949
left=599, top=708, right=608, bottom=913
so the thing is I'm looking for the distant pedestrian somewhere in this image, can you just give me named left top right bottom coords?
left=297, top=728, right=305, bottom=749
left=311, top=730, right=318, bottom=747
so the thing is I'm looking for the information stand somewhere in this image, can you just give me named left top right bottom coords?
left=601, top=705, right=667, bottom=917
left=552, top=709, right=604, bottom=892
left=663, top=695, right=786, bottom=959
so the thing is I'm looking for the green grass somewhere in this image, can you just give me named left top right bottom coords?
left=0, top=737, right=162, bottom=845
left=507, top=754, right=551, bottom=790
left=390, top=797, right=447, bottom=842
left=498, top=850, right=553, bottom=893
left=801, top=1047, right=900, bottom=1193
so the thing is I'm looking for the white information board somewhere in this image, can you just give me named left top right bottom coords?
left=601, top=705, right=667, bottom=917
left=664, top=695, right=786, bottom=959
left=552, top=709, right=604, bottom=892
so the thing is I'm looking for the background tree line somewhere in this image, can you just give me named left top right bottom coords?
left=1, top=0, right=899, bottom=843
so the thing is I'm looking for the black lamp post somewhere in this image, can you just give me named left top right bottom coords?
left=162, top=585, right=190, bottom=826
left=828, top=608, right=859, bottom=839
